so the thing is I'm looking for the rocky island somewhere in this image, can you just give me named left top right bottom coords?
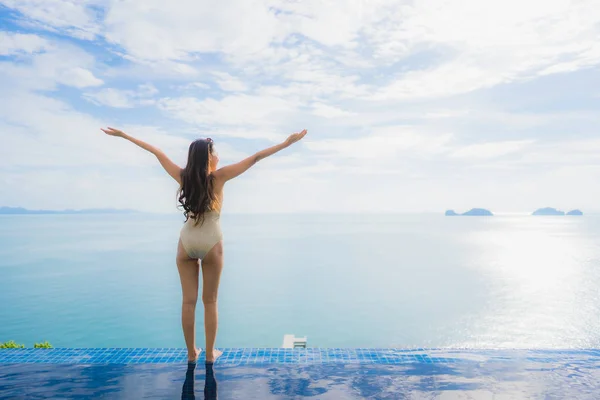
left=532, top=207, right=565, bottom=216
left=567, top=209, right=583, bottom=216
left=445, top=208, right=493, bottom=216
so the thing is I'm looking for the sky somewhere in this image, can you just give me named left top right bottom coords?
left=1, top=0, right=599, bottom=214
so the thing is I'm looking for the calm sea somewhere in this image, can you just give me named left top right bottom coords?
left=1, top=213, right=599, bottom=349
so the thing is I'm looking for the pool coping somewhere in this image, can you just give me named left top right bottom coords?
left=1, top=348, right=599, bottom=365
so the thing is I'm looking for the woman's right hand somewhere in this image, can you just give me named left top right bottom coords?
left=284, top=129, right=307, bottom=146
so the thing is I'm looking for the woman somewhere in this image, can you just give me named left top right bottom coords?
left=101, top=127, right=308, bottom=363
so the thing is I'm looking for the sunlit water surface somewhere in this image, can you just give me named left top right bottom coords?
left=1, top=213, right=599, bottom=348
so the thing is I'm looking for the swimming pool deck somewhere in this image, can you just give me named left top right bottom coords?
left=2, top=348, right=600, bottom=398
left=2, top=347, right=600, bottom=365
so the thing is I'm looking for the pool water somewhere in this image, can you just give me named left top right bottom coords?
left=1, top=348, right=600, bottom=399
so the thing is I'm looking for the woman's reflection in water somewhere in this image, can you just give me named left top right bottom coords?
left=204, top=364, right=218, bottom=399
left=182, top=363, right=218, bottom=399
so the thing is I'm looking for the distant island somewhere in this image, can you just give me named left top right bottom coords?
left=532, top=207, right=583, bottom=216
left=532, top=207, right=565, bottom=216
left=445, top=208, right=493, bottom=216
left=0, top=207, right=139, bottom=215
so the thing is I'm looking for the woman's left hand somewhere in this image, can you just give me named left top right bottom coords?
left=101, top=127, right=126, bottom=138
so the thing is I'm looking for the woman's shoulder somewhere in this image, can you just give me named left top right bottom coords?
left=210, top=171, right=226, bottom=185
left=210, top=173, right=225, bottom=193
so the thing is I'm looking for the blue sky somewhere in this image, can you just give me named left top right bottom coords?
left=1, top=0, right=599, bottom=213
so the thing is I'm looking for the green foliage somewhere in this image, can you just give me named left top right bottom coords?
left=1, top=340, right=25, bottom=348
left=1, top=340, right=53, bottom=348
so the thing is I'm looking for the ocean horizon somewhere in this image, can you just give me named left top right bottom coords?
left=2, top=206, right=598, bottom=216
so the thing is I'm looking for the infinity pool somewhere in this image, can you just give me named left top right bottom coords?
left=1, top=348, right=599, bottom=399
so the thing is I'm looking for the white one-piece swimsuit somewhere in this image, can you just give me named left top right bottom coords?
left=179, top=211, right=223, bottom=259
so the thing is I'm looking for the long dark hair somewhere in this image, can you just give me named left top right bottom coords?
left=178, top=138, right=217, bottom=225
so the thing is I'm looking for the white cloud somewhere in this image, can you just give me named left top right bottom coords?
left=305, top=127, right=452, bottom=160
left=205, top=127, right=286, bottom=142
left=513, top=139, right=600, bottom=167
left=84, top=88, right=136, bottom=108
left=0, top=0, right=101, bottom=39
left=103, top=0, right=283, bottom=61
left=83, top=84, right=159, bottom=108
left=211, top=72, right=248, bottom=92
left=0, top=39, right=102, bottom=90
left=183, top=82, right=210, bottom=90
left=0, top=32, right=49, bottom=55
left=157, top=94, right=300, bottom=132
left=368, top=0, right=600, bottom=99
left=311, top=103, right=354, bottom=118
left=273, top=0, right=369, bottom=47
left=137, top=83, right=158, bottom=97
left=0, top=89, right=186, bottom=169
left=3, top=0, right=600, bottom=100
left=59, top=66, right=103, bottom=88
left=451, top=140, right=535, bottom=160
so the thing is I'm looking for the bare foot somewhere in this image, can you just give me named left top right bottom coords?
left=205, top=349, right=222, bottom=364
left=187, top=347, right=201, bottom=363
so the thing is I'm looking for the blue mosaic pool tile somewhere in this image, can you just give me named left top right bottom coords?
left=1, top=348, right=599, bottom=366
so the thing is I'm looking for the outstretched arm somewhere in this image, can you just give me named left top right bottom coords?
left=101, top=127, right=182, bottom=184
left=213, top=129, right=307, bottom=183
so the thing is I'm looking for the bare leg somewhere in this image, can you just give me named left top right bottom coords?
left=176, top=239, right=201, bottom=362
left=201, top=241, right=224, bottom=363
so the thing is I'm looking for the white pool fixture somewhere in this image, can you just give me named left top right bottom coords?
left=282, top=334, right=307, bottom=348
